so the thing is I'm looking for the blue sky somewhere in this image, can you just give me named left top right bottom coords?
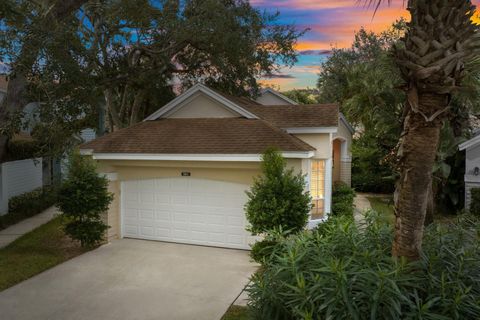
left=253, top=0, right=480, bottom=90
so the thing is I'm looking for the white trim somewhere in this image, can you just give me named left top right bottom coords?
left=90, top=151, right=315, bottom=161
left=144, top=83, right=258, bottom=121
left=101, top=172, right=118, bottom=181
left=307, top=217, right=328, bottom=229
left=286, top=127, right=338, bottom=134
left=259, top=88, right=299, bottom=105
left=80, top=149, right=93, bottom=155
left=120, top=181, right=124, bottom=239
left=324, top=158, right=333, bottom=215
left=465, top=175, right=480, bottom=183
left=339, top=113, right=355, bottom=134
left=459, top=135, right=480, bottom=151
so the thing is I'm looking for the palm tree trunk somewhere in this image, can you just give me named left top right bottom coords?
left=392, top=92, right=447, bottom=260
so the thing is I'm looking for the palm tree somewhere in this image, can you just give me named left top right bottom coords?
left=366, top=0, right=480, bottom=260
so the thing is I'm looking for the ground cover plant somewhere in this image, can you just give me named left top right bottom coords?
left=247, top=213, right=480, bottom=320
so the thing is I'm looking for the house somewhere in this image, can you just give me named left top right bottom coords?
left=80, top=84, right=354, bottom=249
left=0, top=75, right=98, bottom=213
left=459, top=133, right=480, bottom=210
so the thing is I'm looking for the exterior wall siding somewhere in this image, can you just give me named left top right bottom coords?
left=167, top=93, right=240, bottom=118
left=0, top=158, right=43, bottom=214
left=465, top=182, right=480, bottom=212
left=80, top=128, right=97, bottom=142
left=255, top=91, right=291, bottom=105
left=340, top=160, right=352, bottom=186
left=464, top=144, right=480, bottom=211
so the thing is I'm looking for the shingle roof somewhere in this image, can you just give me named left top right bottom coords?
left=210, top=88, right=340, bottom=128
left=242, top=104, right=339, bottom=128
left=81, top=118, right=315, bottom=154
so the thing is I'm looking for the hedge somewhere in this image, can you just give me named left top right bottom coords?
left=0, top=186, right=58, bottom=230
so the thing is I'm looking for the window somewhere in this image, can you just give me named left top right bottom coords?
left=310, top=160, right=325, bottom=220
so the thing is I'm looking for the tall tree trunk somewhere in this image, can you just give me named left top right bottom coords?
left=392, top=93, right=447, bottom=260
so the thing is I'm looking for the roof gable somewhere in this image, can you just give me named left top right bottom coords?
left=459, top=134, right=480, bottom=151
left=166, top=92, right=241, bottom=118
left=256, top=88, right=298, bottom=106
left=144, top=83, right=258, bottom=120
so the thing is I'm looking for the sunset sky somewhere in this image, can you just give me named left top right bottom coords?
left=254, top=0, right=480, bottom=90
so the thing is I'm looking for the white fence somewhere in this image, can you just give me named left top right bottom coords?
left=0, top=158, right=43, bottom=215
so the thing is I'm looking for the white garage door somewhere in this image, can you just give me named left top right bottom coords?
left=121, top=177, right=254, bottom=249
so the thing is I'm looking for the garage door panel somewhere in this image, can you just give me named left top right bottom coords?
left=139, top=209, right=155, bottom=220
left=140, top=226, right=155, bottom=237
left=122, top=178, right=252, bottom=249
left=124, top=224, right=139, bottom=236
left=155, top=194, right=170, bottom=204
left=208, top=233, right=226, bottom=243
left=170, top=179, right=188, bottom=191
left=173, top=212, right=189, bottom=222
left=171, top=194, right=188, bottom=205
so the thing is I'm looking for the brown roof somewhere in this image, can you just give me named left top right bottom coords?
left=81, top=118, right=315, bottom=154
left=243, top=104, right=339, bottom=128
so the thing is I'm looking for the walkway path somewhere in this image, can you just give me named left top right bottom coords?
left=353, top=193, right=372, bottom=225
left=0, top=206, right=58, bottom=248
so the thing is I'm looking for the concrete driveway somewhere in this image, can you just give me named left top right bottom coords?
left=0, top=239, right=256, bottom=320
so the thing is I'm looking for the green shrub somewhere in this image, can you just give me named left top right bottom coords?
left=245, top=148, right=311, bottom=235
left=331, top=182, right=355, bottom=217
left=470, top=188, right=480, bottom=215
left=250, top=228, right=289, bottom=264
left=6, top=140, right=41, bottom=161
left=0, top=186, right=58, bottom=230
left=247, top=213, right=480, bottom=320
left=57, top=151, right=113, bottom=248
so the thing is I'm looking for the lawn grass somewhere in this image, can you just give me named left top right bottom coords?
left=367, top=195, right=395, bottom=225
left=221, top=305, right=250, bottom=320
left=0, top=216, right=89, bottom=291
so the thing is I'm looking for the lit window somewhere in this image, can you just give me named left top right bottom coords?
left=310, top=160, right=325, bottom=220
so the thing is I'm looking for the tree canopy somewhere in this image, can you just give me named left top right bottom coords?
left=318, top=20, right=480, bottom=212
left=0, top=0, right=304, bottom=157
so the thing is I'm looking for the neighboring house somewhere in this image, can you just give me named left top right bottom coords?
left=459, top=133, right=480, bottom=210
left=0, top=75, right=97, bottom=182
left=0, top=77, right=43, bottom=214
left=80, top=84, right=354, bottom=249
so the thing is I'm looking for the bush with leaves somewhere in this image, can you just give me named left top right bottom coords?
left=57, top=151, right=113, bottom=247
left=469, top=188, right=480, bottom=216
left=247, top=213, right=480, bottom=319
left=0, top=185, right=57, bottom=230
left=245, top=148, right=311, bottom=236
left=250, top=228, right=290, bottom=264
left=331, top=182, right=355, bottom=217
